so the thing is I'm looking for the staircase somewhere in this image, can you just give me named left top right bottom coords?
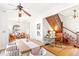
left=63, top=27, right=79, bottom=47
left=63, top=27, right=77, bottom=45
left=46, top=14, right=79, bottom=47
left=46, top=14, right=63, bottom=46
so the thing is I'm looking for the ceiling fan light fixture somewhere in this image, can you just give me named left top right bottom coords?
left=8, top=3, right=31, bottom=17
left=73, top=9, right=76, bottom=12
left=18, top=13, right=22, bottom=17
left=18, top=10, right=22, bottom=17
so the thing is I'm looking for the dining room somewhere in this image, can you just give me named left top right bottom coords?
left=0, top=3, right=78, bottom=56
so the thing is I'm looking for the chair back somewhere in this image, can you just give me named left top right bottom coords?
left=30, top=47, right=46, bottom=56
left=5, top=45, right=19, bottom=56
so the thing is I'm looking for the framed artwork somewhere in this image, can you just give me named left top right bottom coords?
left=37, top=23, right=40, bottom=30
left=12, top=25, right=20, bottom=32
left=37, top=31, right=40, bottom=36
left=37, top=23, right=41, bottom=36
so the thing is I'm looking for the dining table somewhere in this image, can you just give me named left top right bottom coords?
left=13, top=38, right=44, bottom=54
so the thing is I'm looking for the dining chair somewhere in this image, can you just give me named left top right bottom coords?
left=5, top=45, right=19, bottom=56
left=30, top=47, right=46, bottom=56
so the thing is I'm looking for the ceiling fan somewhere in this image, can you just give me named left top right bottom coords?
left=8, top=3, right=31, bottom=17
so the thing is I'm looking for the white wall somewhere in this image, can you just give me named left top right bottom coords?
left=30, top=17, right=43, bottom=42
left=0, top=12, right=9, bottom=50
left=8, top=18, right=30, bottom=34
left=58, top=12, right=79, bottom=40
left=59, top=4, right=79, bottom=33
left=43, top=18, right=54, bottom=37
left=59, top=5, right=79, bottom=33
left=0, top=11, right=33, bottom=49
left=8, top=16, right=43, bottom=42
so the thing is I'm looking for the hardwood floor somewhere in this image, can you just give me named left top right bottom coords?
left=43, top=44, right=79, bottom=56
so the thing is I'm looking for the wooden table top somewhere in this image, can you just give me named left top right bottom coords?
left=16, top=40, right=30, bottom=54
left=15, top=39, right=44, bottom=54
left=29, top=39, right=44, bottom=46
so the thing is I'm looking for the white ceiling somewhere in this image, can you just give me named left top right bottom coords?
left=0, top=3, right=77, bottom=18
left=0, top=0, right=79, bottom=3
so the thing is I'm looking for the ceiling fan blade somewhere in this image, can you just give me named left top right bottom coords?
left=8, top=4, right=16, bottom=7
left=22, top=9, right=31, bottom=16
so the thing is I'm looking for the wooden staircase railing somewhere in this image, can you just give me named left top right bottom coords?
left=63, top=27, right=76, bottom=34
left=63, top=26, right=77, bottom=46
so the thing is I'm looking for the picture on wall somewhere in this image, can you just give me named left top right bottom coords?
left=37, top=23, right=40, bottom=30
left=37, top=31, right=41, bottom=36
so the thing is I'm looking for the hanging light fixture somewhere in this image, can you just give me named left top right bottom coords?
left=18, top=10, right=22, bottom=17
left=17, top=3, right=23, bottom=17
left=73, top=9, right=78, bottom=19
